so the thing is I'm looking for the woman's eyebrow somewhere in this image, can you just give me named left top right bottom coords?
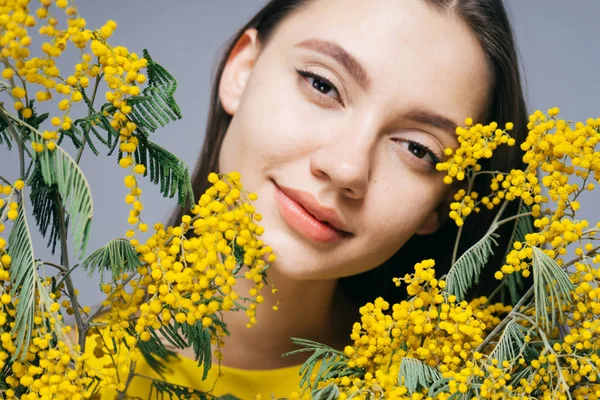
left=294, top=38, right=371, bottom=92
left=405, top=108, right=460, bottom=142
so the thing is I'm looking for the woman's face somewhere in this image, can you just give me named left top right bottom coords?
left=218, top=0, right=491, bottom=279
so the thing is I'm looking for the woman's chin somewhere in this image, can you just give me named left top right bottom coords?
left=268, top=260, right=337, bottom=281
left=259, top=231, right=336, bottom=281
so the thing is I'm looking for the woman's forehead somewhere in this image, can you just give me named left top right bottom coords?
left=266, top=0, right=492, bottom=124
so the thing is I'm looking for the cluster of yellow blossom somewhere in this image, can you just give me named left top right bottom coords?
left=293, top=260, right=510, bottom=399
left=1, top=0, right=148, bottom=240
left=435, top=118, right=515, bottom=183
left=435, top=109, right=600, bottom=281
left=120, top=156, right=147, bottom=239
left=491, top=110, right=600, bottom=278
left=435, top=118, right=515, bottom=226
left=0, top=249, right=94, bottom=400
left=1, top=0, right=146, bottom=155
left=298, top=258, right=600, bottom=399
left=86, top=172, right=276, bottom=394
left=5, top=338, right=93, bottom=400
left=447, top=189, right=479, bottom=227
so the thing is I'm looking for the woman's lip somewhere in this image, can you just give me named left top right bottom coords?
left=273, top=183, right=350, bottom=243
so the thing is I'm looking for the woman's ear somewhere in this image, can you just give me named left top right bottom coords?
left=219, top=28, right=261, bottom=116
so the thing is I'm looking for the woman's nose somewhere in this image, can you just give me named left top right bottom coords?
left=309, top=133, right=373, bottom=199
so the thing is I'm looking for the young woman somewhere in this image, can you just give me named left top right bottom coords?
left=113, top=0, right=528, bottom=398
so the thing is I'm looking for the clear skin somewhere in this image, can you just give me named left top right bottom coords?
left=176, top=0, right=491, bottom=369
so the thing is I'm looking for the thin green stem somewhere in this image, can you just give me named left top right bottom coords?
left=563, top=244, right=600, bottom=270
left=473, top=170, right=508, bottom=178
left=475, top=286, right=533, bottom=353
left=571, top=173, right=590, bottom=203
left=84, top=304, right=106, bottom=326
left=582, top=228, right=600, bottom=236
left=55, top=191, right=85, bottom=349
left=117, top=360, right=137, bottom=400
left=451, top=224, right=464, bottom=267
left=75, top=75, right=102, bottom=164
left=0, top=175, right=10, bottom=185
left=489, top=198, right=511, bottom=228
left=43, top=261, right=67, bottom=273
left=494, top=211, right=533, bottom=228
left=451, top=174, right=475, bottom=266
left=53, top=263, right=80, bottom=292
left=1, top=58, right=27, bottom=103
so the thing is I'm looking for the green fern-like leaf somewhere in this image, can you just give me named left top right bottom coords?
left=22, top=103, right=49, bottom=131
left=58, top=107, right=118, bottom=155
left=154, top=317, right=222, bottom=381
left=147, top=379, right=212, bottom=400
left=312, top=384, right=341, bottom=400
left=148, top=380, right=242, bottom=400
left=81, top=238, right=141, bottom=282
left=126, top=325, right=177, bottom=379
left=137, top=49, right=181, bottom=126
left=0, top=114, right=12, bottom=150
left=116, top=51, right=192, bottom=207
left=28, top=168, right=66, bottom=257
left=125, top=88, right=180, bottom=134
left=445, top=232, right=499, bottom=300
left=177, top=318, right=215, bottom=380
left=158, top=319, right=189, bottom=349
left=7, top=202, right=36, bottom=360
left=128, top=134, right=194, bottom=207
left=489, top=320, right=530, bottom=365
left=398, top=357, right=442, bottom=394
left=0, top=100, right=47, bottom=150
left=286, top=338, right=360, bottom=392
left=29, top=130, right=93, bottom=258
left=532, top=247, right=574, bottom=332
left=509, top=366, right=535, bottom=389
left=428, top=378, right=452, bottom=397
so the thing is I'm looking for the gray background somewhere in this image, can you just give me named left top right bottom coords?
left=1, top=1, right=599, bottom=310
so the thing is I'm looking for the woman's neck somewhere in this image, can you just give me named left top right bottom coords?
left=202, top=270, right=356, bottom=370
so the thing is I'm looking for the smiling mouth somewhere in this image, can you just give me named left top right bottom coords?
left=273, top=183, right=352, bottom=243
left=317, top=218, right=351, bottom=235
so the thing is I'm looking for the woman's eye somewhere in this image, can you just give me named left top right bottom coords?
left=397, top=140, right=441, bottom=168
left=296, top=68, right=342, bottom=104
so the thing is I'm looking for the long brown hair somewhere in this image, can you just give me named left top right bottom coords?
left=171, top=0, right=529, bottom=308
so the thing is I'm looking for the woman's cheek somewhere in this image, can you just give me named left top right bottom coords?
left=370, top=178, right=440, bottom=236
left=238, top=96, right=321, bottom=163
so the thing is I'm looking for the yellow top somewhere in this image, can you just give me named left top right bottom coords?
left=88, top=345, right=304, bottom=400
